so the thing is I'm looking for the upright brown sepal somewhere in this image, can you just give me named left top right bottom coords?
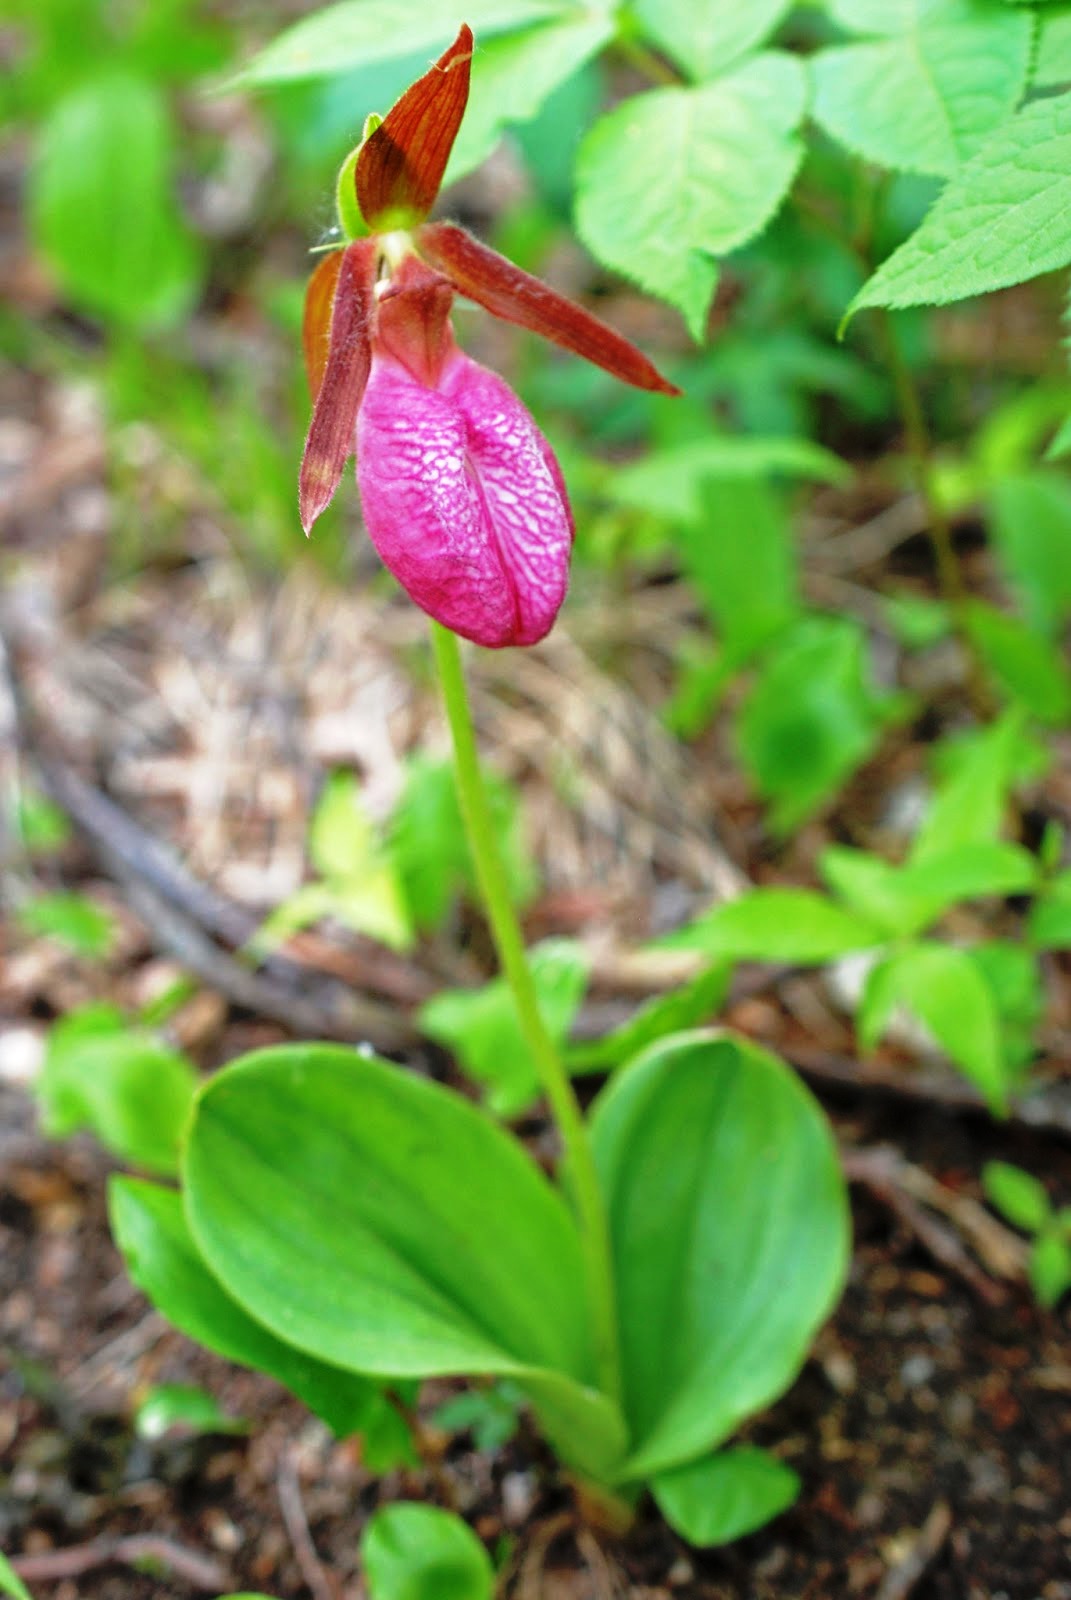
left=355, top=24, right=473, bottom=230
left=302, top=249, right=344, bottom=401
left=417, top=222, right=682, bottom=396
left=299, top=236, right=378, bottom=534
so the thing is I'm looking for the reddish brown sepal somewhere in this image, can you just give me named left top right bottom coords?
left=355, top=24, right=473, bottom=229
left=302, top=249, right=344, bottom=402
left=299, top=236, right=378, bottom=534
left=417, top=221, right=681, bottom=395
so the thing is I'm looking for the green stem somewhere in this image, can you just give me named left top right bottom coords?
left=878, top=312, right=964, bottom=607
left=429, top=621, right=622, bottom=1406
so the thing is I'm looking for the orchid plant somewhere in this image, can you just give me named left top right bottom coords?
left=109, top=27, right=850, bottom=1552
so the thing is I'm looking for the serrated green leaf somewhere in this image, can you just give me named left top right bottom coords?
left=813, top=0, right=1031, bottom=178
left=632, top=0, right=793, bottom=80
left=1035, top=3, right=1071, bottom=85
left=361, top=1505, right=493, bottom=1600
left=575, top=53, right=806, bottom=340
left=234, top=0, right=566, bottom=87
left=444, top=15, right=614, bottom=185
left=29, top=73, right=201, bottom=330
left=860, top=943, right=1007, bottom=1112
left=847, top=89, right=1071, bottom=318
left=983, top=1160, right=1051, bottom=1232
left=652, top=1446, right=800, bottom=1545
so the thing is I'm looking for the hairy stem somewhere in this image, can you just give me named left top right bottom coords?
left=429, top=621, right=622, bottom=1406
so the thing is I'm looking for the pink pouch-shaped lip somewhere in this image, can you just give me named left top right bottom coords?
left=357, top=348, right=574, bottom=648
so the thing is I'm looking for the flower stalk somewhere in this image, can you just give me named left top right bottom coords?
left=429, top=620, right=622, bottom=1408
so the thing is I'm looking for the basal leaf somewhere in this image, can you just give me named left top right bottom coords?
left=813, top=0, right=1032, bottom=177
left=631, top=0, right=793, bottom=81
left=235, top=0, right=565, bottom=87
left=183, top=1044, right=626, bottom=1480
left=575, top=53, right=807, bottom=340
left=109, top=1178, right=379, bottom=1437
left=847, top=89, right=1071, bottom=317
left=444, top=15, right=614, bottom=185
left=652, top=1445, right=800, bottom=1546
left=590, top=1031, right=850, bottom=1478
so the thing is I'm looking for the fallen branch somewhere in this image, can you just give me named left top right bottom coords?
left=11, top=1534, right=228, bottom=1593
left=277, top=1450, right=339, bottom=1600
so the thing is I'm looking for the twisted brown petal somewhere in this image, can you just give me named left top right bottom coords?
left=299, top=236, right=378, bottom=534
left=302, top=248, right=344, bottom=401
left=355, top=24, right=473, bottom=229
left=417, top=221, right=681, bottom=395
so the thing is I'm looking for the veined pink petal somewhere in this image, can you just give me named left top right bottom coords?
left=357, top=350, right=574, bottom=647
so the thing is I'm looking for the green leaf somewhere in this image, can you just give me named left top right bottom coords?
left=606, top=435, right=849, bottom=524
left=1035, top=3, right=1071, bottom=86
left=822, top=842, right=1038, bottom=938
left=420, top=940, right=590, bottom=1116
left=812, top=0, right=1032, bottom=178
left=575, top=53, right=807, bottom=340
left=17, top=891, right=114, bottom=958
left=631, top=0, right=793, bottom=80
left=235, top=0, right=565, bottom=86
left=590, top=1031, right=850, bottom=1478
left=912, top=710, right=1026, bottom=860
left=735, top=615, right=901, bottom=834
left=444, top=15, right=614, bottom=185
left=859, top=943, right=1008, bottom=1112
left=12, top=788, right=70, bottom=855
left=882, top=591, right=952, bottom=649
left=969, top=940, right=1043, bottom=1078
left=389, top=756, right=536, bottom=933
left=963, top=600, right=1071, bottom=724
left=38, top=1007, right=196, bottom=1175
left=983, top=1160, right=1051, bottom=1232
left=660, top=888, right=883, bottom=963
left=0, top=1553, right=32, bottom=1600
left=988, top=471, right=1071, bottom=637
left=566, top=963, right=731, bottom=1074
left=109, top=1178, right=381, bottom=1438
left=1045, top=411, right=1071, bottom=460
left=134, top=1383, right=246, bottom=1441
left=652, top=1445, right=800, bottom=1546
left=183, top=1045, right=627, bottom=1481
left=674, top=480, right=799, bottom=657
left=301, top=772, right=412, bottom=949
left=361, top=1505, right=493, bottom=1600
left=1029, top=867, right=1071, bottom=950
left=432, top=1382, right=524, bottom=1452
left=847, top=89, right=1071, bottom=318
left=1029, top=1230, right=1071, bottom=1307
left=29, top=73, right=201, bottom=330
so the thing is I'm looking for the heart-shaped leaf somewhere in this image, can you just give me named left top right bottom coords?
left=589, top=1031, right=849, bottom=1480
left=183, top=1044, right=627, bottom=1481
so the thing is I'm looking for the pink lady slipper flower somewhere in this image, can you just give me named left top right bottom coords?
left=300, top=24, right=678, bottom=648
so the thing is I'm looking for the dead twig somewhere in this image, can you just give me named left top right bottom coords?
left=843, top=1147, right=1012, bottom=1305
left=277, top=1450, right=340, bottom=1600
left=11, top=1534, right=229, bottom=1593
left=875, top=1500, right=953, bottom=1600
